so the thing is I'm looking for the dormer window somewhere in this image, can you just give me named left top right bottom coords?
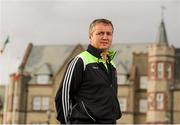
left=34, top=63, right=52, bottom=84
left=37, top=74, right=50, bottom=84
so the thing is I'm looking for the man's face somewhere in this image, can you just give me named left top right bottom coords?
left=89, top=23, right=113, bottom=50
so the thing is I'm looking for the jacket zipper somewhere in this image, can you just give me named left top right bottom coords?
left=81, top=101, right=96, bottom=122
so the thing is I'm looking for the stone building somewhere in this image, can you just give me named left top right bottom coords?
left=0, top=19, right=180, bottom=124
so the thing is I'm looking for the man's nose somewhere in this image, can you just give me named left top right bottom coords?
left=102, top=33, right=108, bottom=39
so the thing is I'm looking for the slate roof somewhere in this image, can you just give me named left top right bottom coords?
left=34, top=63, right=52, bottom=75
left=24, top=44, right=76, bottom=75
left=111, top=43, right=149, bottom=74
left=23, top=42, right=180, bottom=82
left=24, top=43, right=149, bottom=77
left=155, top=20, right=169, bottom=46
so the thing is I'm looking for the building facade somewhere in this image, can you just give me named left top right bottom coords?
left=0, top=20, right=180, bottom=124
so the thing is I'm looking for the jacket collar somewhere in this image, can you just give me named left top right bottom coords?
left=87, top=44, right=116, bottom=61
left=87, top=44, right=102, bottom=59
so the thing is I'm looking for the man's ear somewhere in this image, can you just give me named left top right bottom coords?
left=89, top=33, right=91, bottom=40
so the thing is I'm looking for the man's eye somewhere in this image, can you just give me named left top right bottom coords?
left=96, top=32, right=112, bottom=36
left=107, top=32, right=112, bottom=36
left=97, top=32, right=104, bottom=35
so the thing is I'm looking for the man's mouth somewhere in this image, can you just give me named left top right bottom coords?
left=100, top=42, right=108, bottom=45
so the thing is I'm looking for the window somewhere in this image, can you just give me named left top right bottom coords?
left=140, top=76, right=147, bottom=89
left=119, top=97, right=127, bottom=111
left=150, top=62, right=156, bottom=79
left=33, top=96, right=49, bottom=110
left=33, top=97, right=41, bottom=110
left=37, top=75, right=49, bottom=84
left=117, top=75, right=127, bottom=85
left=42, top=97, right=49, bottom=110
left=156, top=93, right=164, bottom=110
left=157, top=62, right=164, bottom=79
left=139, top=99, right=147, bottom=113
left=166, top=63, right=172, bottom=79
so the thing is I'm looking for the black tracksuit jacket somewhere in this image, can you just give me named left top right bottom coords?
left=55, top=45, right=122, bottom=124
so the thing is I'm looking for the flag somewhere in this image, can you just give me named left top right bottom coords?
left=0, top=36, right=9, bottom=54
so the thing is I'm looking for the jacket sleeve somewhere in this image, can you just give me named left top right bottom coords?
left=55, top=56, right=84, bottom=124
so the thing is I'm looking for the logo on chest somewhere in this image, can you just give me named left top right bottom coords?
left=92, top=66, right=99, bottom=69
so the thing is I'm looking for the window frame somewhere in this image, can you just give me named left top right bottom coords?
left=32, top=96, right=50, bottom=111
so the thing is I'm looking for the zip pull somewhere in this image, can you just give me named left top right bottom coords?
left=81, top=101, right=96, bottom=122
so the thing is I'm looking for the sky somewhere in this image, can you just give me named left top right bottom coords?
left=0, top=0, right=180, bottom=84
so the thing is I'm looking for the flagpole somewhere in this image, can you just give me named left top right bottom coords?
left=2, top=39, right=10, bottom=124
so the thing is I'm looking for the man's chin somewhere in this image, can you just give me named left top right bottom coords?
left=99, top=46, right=110, bottom=50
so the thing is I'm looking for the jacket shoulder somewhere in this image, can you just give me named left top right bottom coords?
left=78, top=51, right=97, bottom=66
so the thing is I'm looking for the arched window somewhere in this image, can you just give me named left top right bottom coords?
left=157, top=62, right=164, bottom=79
left=149, top=62, right=156, bottom=79
left=166, top=63, right=172, bottom=79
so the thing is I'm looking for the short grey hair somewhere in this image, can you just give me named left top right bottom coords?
left=89, top=18, right=114, bottom=34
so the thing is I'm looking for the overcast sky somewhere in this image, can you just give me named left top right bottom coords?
left=0, top=0, right=180, bottom=84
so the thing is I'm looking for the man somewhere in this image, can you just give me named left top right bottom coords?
left=55, top=18, right=121, bottom=124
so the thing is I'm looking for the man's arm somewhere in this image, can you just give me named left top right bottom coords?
left=55, top=56, right=84, bottom=124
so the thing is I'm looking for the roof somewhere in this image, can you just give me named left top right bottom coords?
left=34, top=63, right=52, bottom=75
left=111, top=43, right=149, bottom=74
left=24, top=44, right=76, bottom=75
left=21, top=42, right=180, bottom=84
left=23, top=43, right=150, bottom=77
left=155, top=19, right=169, bottom=45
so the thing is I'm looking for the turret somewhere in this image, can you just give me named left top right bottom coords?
left=147, top=19, right=175, bottom=123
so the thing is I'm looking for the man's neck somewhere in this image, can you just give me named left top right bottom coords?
left=100, top=50, right=108, bottom=61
